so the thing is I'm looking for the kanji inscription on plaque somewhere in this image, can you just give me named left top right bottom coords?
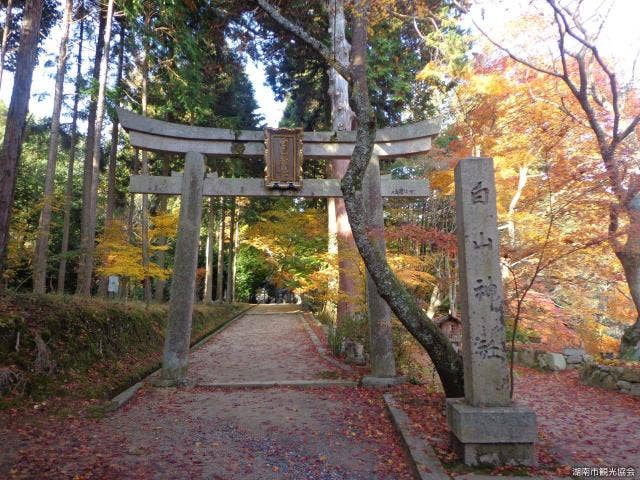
left=264, top=127, right=303, bottom=189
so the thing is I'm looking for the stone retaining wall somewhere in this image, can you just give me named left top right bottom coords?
left=580, top=362, right=640, bottom=396
left=513, top=346, right=640, bottom=397
left=513, top=347, right=591, bottom=371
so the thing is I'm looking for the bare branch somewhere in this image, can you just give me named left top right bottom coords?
left=617, top=115, right=640, bottom=145
left=477, top=20, right=562, bottom=78
left=255, top=0, right=351, bottom=81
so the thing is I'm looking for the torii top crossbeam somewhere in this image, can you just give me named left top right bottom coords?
left=117, top=108, right=440, bottom=159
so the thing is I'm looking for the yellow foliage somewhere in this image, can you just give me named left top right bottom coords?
left=4, top=208, right=35, bottom=283
left=96, top=220, right=170, bottom=281
left=149, top=211, right=179, bottom=242
left=427, top=170, right=454, bottom=195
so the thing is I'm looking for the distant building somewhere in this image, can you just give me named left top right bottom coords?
left=435, top=315, right=463, bottom=352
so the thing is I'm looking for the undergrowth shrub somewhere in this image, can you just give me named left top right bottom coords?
left=0, top=293, right=245, bottom=405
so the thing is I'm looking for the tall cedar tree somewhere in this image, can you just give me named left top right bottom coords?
left=0, top=0, right=44, bottom=286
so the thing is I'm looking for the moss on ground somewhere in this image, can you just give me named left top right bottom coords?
left=0, top=293, right=249, bottom=409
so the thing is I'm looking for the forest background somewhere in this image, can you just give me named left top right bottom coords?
left=1, top=0, right=639, bottom=379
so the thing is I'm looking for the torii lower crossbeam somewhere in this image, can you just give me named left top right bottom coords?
left=128, top=173, right=430, bottom=198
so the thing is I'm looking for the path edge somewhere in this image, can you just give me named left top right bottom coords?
left=300, top=312, right=353, bottom=373
left=105, top=304, right=256, bottom=412
left=383, top=392, right=451, bottom=480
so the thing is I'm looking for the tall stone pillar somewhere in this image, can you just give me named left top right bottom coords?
left=446, top=157, right=536, bottom=465
left=157, top=152, right=205, bottom=386
left=361, top=155, right=402, bottom=386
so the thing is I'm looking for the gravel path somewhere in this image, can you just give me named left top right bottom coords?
left=190, top=305, right=347, bottom=384
left=515, top=366, right=640, bottom=471
left=1, top=304, right=414, bottom=479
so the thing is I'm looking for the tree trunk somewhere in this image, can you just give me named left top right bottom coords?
left=58, top=4, right=84, bottom=293
left=215, top=198, right=225, bottom=302
left=225, top=197, right=236, bottom=303
left=83, top=0, right=115, bottom=296
left=0, top=0, right=44, bottom=284
left=617, top=203, right=640, bottom=358
left=32, top=0, right=73, bottom=293
left=0, top=0, right=14, bottom=90
left=325, top=192, right=338, bottom=316
left=426, top=283, right=443, bottom=320
left=203, top=196, right=215, bottom=303
left=139, top=31, right=151, bottom=304
left=338, top=1, right=464, bottom=397
left=256, top=0, right=464, bottom=396
left=154, top=154, right=170, bottom=302
left=140, top=150, right=152, bottom=303
left=327, top=0, right=362, bottom=324
left=447, top=257, right=458, bottom=318
left=505, top=165, right=528, bottom=245
left=76, top=5, right=106, bottom=295
left=231, top=208, right=239, bottom=303
left=105, top=23, right=125, bottom=222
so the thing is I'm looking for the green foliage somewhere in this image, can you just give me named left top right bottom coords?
left=326, top=324, right=344, bottom=357
left=234, top=245, right=274, bottom=302
left=392, top=319, right=438, bottom=386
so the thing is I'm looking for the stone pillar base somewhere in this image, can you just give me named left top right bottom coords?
left=446, top=398, right=537, bottom=467
left=361, top=375, right=405, bottom=388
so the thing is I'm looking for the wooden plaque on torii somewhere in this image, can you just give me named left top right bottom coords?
left=264, top=127, right=303, bottom=189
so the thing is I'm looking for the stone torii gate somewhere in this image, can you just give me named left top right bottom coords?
left=117, top=108, right=438, bottom=386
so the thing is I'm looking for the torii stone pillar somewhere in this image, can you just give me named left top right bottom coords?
left=446, top=157, right=536, bottom=466
left=361, top=155, right=402, bottom=386
left=156, top=152, right=205, bottom=386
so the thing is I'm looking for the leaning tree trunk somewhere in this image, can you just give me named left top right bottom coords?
left=0, top=0, right=44, bottom=285
left=0, top=0, right=14, bottom=90
left=32, top=0, right=73, bottom=294
left=58, top=5, right=85, bottom=293
left=76, top=5, right=107, bottom=295
left=256, top=0, right=464, bottom=397
left=340, top=1, right=463, bottom=396
left=225, top=197, right=236, bottom=303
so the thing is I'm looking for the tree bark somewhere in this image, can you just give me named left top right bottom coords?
left=225, top=197, right=236, bottom=303
left=58, top=3, right=84, bottom=293
left=0, top=0, right=14, bottom=90
left=0, top=0, right=44, bottom=284
left=76, top=5, right=106, bottom=294
left=505, top=165, right=528, bottom=245
left=139, top=28, right=151, bottom=304
left=154, top=154, right=170, bottom=302
left=215, top=198, right=225, bottom=301
left=231, top=208, right=239, bottom=303
left=83, top=0, right=115, bottom=296
left=105, top=23, right=125, bottom=222
left=326, top=0, right=362, bottom=324
left=617, top=203, right=640, bottom=358
left=32, top=0, right=73, bottom=294
left=203, top=196, right=216, bottom=303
